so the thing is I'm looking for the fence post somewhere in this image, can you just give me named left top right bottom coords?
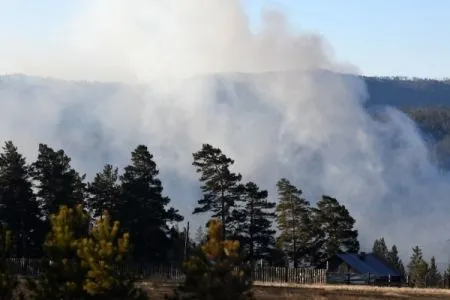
left=368, top=272, right=371, bottom=285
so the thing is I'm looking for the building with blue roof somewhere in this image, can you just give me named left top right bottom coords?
left=324, top=252, right=402, bottom=285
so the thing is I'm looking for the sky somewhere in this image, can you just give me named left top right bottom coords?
left=0, top=0, right=449, bottom=79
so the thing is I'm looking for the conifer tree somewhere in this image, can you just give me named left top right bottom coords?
left=76, top=210, right=148, bottom=300
left=0, top=225, right=20, bottom=300
left=87, top=164, right=121, bottom=219
left=407, top=246, right=428, bottom=288
left=427, top=256, right=442, bottom=287
left=372, top=237, right=389, bottom=261
left=170, top=219, right=252, bottom=300
left=267, top=241, right=287, bottom=267
left=310, top=195, right=359, bottom=265
left=29, top=205, right=90, bottom=300
left=192, top=144, right=242, bottom=238
left=0, top=141, right=43, bottom=257
left=31, top=144, right=86, bottom=217
left=275, top=178, right=311, bottom=267
left=235, top=182, right=276, bottom=264
left=387, top=245, right=406, bottom=279
left=444, top=265, right=450, bottom=288
left=119, top=145, right=183, bottom=261
left=166, top=225, right=195, bottom=265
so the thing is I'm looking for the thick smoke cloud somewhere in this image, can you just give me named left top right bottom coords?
left=1, top=0, right=449, bottom=267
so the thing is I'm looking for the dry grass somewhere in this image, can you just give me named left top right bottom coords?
left=139, top=281, right=450, bottom=299
left=253, top=282, right=450, bottom=299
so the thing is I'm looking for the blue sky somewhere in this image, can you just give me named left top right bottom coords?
left=1, top=0, right=449, bottom=78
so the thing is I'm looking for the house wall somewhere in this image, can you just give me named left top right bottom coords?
left=327, top=257, right=357, bottom=274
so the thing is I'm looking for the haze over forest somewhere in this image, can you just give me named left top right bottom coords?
left=1, top=0, right=450, bottom=268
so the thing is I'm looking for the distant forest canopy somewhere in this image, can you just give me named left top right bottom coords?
left=363, top=76, right=450, bottom=107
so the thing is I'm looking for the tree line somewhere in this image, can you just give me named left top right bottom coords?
left=372, top=237, right=450, bottom=288
left=0, top=141, right=360, bottom=267
left=3, top=140, right=448, bottom=289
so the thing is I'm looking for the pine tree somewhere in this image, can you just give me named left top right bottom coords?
left=31, top=144, right=86, bottom=217
left=267, top=241, right=287, bottom=267
left=427, top=256, right=442, bottom=287
left=235, top=182, right=275, bottom=264
left=192, top=144, right=242, bottom=238
left=76, top=210, right=148, bottom=300
left=166, top=225, right=195, bottom=265
left=407, top=246, right=428, bottom=288
left=444, top=265, right=450, bottom=288
left=387, top=245, right=406, bottom=279
left=0, top=225, right=20, bottom=300
left=310, top=195, right=359, bottom=265
left=372, top=237, right=389, bottom=261
left=119, top=145, right=183, bottom=261
left=169, top=219, right=252, bottom=300
left=275, top=178, right=311, bottom=267
left=87, top=164, right=121, bottom=219
left=0, top=141, right=43, bottom=257
left=29, top=205, right=90, bottom=300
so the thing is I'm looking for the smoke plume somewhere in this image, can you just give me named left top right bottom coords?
left=0, top=0, right=449, bottom=266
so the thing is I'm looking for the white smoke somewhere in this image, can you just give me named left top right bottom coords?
left=0, top=0, right=449, bottom=267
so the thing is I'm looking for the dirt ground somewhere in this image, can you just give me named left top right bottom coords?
left=140, top=282, right=450, bottom=300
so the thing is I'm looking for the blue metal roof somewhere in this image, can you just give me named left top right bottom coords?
left=336, top=253, right=400, bottom=277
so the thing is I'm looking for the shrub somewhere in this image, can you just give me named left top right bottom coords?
left=169, top=219, right=252, bottom=300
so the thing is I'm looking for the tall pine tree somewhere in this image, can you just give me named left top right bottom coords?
left=372, top=237, right=389, bottom=261
left=427, top=256, right=442, bottom=287
left=118, top=145, right=183, bottom=261
left=192, top=144, right=242, bottom=238
left=87, top=164, right=121, bottom=219
left=235, top=182, right=276, bottom=264
left=387, top=245, right=406, bottom=279
left=310, top=195, right=359, bottom=265
left=0, top=141, right=43, bottom=257
left=275, top=178, right=311, bottom=267
left=407, top=245, right=428, bottom=287
left=31, top=144, right=86, bottom=217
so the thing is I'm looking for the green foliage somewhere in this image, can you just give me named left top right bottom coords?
left=0, top=141, right=43, bottom=257
left=169, top=219, right=252, bottom=300
left=29, top=205, right=148, bottom=300
left=387, top=245, right=406, bottom=279
left=407, top=246, right=428, bottom=288
left=0, top=226, right=21, bottom=300
left=192, top=144, right=242, bottom=238
left=310, top=196, right=359, bottom=265
left=87, top=164, right=121, bottom=220
left=404, top=107, right=450, bottom=168
left=166, top=225, right=195, bottom=266
left=28, top=205, right=90, bottom=300
left=427, top=256, right=442, bottom=287
left=372, top=237, right=389, bottom=261
left=234, top=182, right=275, bottom=264
left=77, top=210, right=148, bottom=300
left=31, top=144, right=86, bottom=217
left=275, top=178, right=311, bottom=267
left=118, top=145, right=183, bottom=261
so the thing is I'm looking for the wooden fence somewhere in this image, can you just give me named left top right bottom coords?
left=252, top=266, right=326, bottom=284
left=5, top=258, right=326, bottom=285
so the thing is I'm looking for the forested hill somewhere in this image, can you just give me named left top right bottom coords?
left=363, top=76, right=450, bottom=107
left=2, top=73, right=450, bottom=107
